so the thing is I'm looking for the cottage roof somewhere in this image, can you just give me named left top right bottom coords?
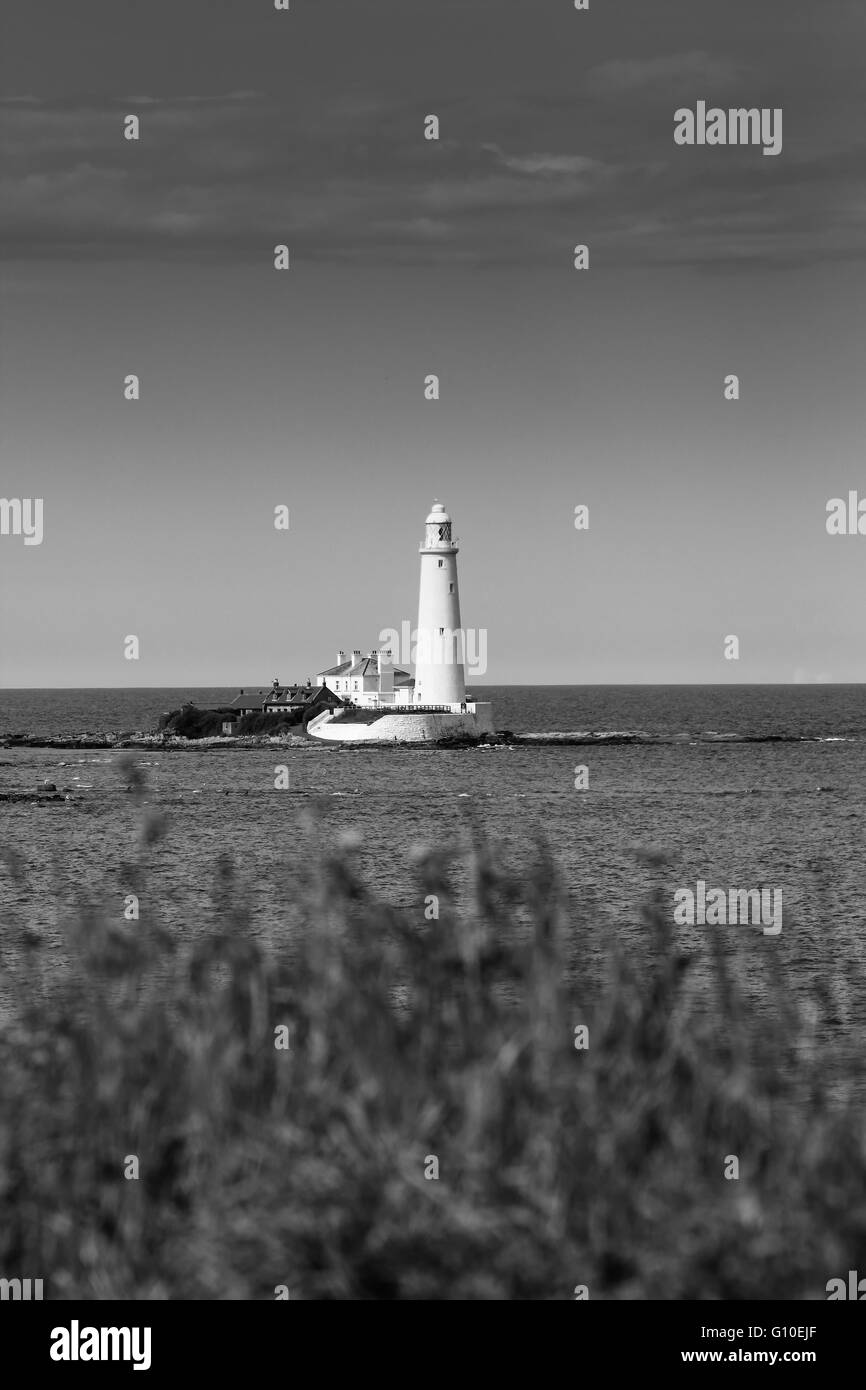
left=317, top=660, right=353, bottom=678
left=345, top=656, right=379, bottom=678
left=352, top=661, right=415, bottom=683
left=264, top=685, right=336, bottom=708
left=230, top=690, right=266, bottom=709
left=318, top=655, right=414, bottom=685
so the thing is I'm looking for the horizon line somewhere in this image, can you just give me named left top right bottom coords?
left=2, top=682, right=864, bottom=693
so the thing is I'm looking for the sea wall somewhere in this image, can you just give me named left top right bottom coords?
left=308, top=704, right=494, bottom=744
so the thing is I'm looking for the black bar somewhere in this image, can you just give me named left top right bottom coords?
left=1, top=1301, right=860, bottom=1377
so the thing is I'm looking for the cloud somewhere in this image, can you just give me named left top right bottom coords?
left=586, top=51, right=743, bottom=98
left=484, top=146, right=604, bottom=178
left=0, top=85, right=864, bottom=271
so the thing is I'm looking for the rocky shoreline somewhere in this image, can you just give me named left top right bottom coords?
left=1, top=730, right=518, bottom=751
left=1, top=732, right=311, bottom=751
left=1, top=795, right=72, bottom=805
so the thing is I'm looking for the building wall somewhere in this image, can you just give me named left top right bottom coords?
left=308, top=705, right=493, bottom=744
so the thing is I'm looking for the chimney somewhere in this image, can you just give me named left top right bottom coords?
left=352, top=649, right=361, bottom=659
left=337, top=650, right=346, bottom=666
left=378, top=648, right=394, bottom=694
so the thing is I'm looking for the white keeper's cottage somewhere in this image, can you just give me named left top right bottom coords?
left=316, top=650, right=415, bottom=703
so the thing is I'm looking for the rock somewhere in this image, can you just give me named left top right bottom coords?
left=42, top=781, right=57, bottom=792
left=0, top=791, right=65, bottom=803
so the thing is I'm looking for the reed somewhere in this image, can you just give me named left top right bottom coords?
left=0, top=767, right=863, bottom=1300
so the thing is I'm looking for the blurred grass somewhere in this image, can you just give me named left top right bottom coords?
left=0, top=763, right=864, bottom=1300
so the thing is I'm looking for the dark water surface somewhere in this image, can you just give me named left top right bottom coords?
left=2, top=683, right=866, bottom=739
left=2, top=686, right=865, bottom=1090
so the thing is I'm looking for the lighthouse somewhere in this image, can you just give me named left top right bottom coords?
left=306, top=498, right=492, bottom=742
left=414, top=501, right=466, bottom=706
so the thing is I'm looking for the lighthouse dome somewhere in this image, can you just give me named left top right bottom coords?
left=425, top=502, right=451, bottom=524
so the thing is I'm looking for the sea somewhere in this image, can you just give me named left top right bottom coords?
left=2, top=684, right=865, bottom=1087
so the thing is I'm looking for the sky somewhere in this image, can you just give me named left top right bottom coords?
left=1, top=0, right=864, bottom=686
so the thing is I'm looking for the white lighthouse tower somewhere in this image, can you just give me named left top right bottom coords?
left=414, top=501, right=465, bottom=706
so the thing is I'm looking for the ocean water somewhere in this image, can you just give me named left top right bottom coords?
left=2, top=682, right=865, bottom=740
left=2, top=685, right=865, bottom=1086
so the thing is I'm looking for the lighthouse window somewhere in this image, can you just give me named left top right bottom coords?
left=438, top=560, right=443, bottom=568
left=439, top=627, right=444, bottom=636
left=449, top=583, right=453, bottom=593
